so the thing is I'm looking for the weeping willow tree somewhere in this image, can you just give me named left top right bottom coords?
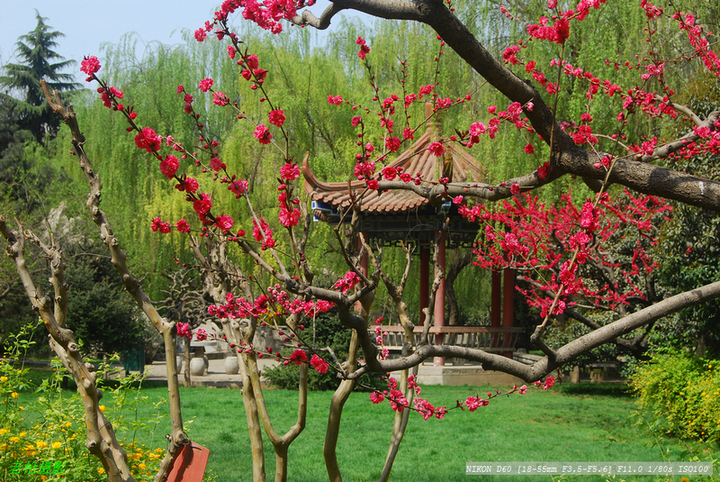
left=42, top=0, right=718, bottom=311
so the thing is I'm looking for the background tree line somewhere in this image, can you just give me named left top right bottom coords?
left=0, top=0, right=718, bottom=362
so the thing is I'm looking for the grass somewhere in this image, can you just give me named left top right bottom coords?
left=14, top=375, right=720, bottom=481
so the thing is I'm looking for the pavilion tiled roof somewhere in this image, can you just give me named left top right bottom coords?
left=302, top=124, right=486, bottom=217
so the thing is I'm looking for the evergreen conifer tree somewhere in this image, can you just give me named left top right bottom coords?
left=0, top=11, right=78, bottom=141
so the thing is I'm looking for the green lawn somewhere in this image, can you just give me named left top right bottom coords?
left=78, top=382, right=719, bottom=482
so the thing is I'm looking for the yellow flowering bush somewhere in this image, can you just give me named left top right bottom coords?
left=0, top=325, right=166, bottom=481
left=631, top=349, right=720, bottom=442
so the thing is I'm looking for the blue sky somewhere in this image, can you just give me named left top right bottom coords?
left=0, top=1, right=364, bottom=83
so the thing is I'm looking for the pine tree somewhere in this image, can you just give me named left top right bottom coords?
left=0, top=11, right=78, bottom=141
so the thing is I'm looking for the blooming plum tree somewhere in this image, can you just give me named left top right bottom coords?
left=3, top=0, right=720, bottom=481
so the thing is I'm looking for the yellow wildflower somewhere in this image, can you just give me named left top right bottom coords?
left=18, top=432, right=26, bottom=437
left=35, top=440, right=48, bottom=449
left=0, top=376, right=7, bottom=382
left=9, top=436, right=19, bottom=443
left=52, top=441, right=62, bottom=449
left=98, top=468, right=105, bottom=475
left=99, top=405, right=106, bottom=413
left=0, top=428, right=9, bottom=435
left=10, top=392, right=18, bottom=399
left=139, top=463, right=146, bottom=471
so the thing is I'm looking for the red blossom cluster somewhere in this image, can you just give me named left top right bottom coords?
left=80, top=55, right=101, bottom=81
left=252, top=217, right=276, bottom=249
left=465, top=191, right=670, bottom=317
left=462, top=102, right=532, bottom=148
left=208, top=285, right=334, bottom=321
left=373, top=325, right=390, bottom=360
left=175, top=323, right=208, bottom=341
left=334, top=271, right=361, bottom=294
left=673, top=11, right=720, bottom=77
left=356, top=36, right=370, bottom=60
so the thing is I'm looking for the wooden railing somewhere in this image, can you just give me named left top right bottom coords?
left=371, top=325, right=524, bottom=355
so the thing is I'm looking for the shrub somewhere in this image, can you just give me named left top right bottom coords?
left=630, top=349, right=720, bottom=442
left=0, top=325, right=166, bottom=481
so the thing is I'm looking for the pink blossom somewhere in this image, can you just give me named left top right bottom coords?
left=179, top=177, right=199, bottom=193
left=289, top=349, right=307, bottom=366
left=194, top=329, right=208, bottom=341
left=524, top=143, right=535, bottom=154
left=310, top=354, right=329, bottom=374
left=385, top=137, right=401, bottom=152
left=151, top=217, right=170, bottom=233
left=280, top=163, right=300, bottom=181
left=194, top=28, right=207, bottom=42
left=176, top=322, right=191, bottom=338
left=228, top=179, right=249, bottom=198
left=246, top=54, right=259, bottom=70
left=279, top=207, right=301, bottom=227
left=418, top=85, right=434, bottom=98
left=199, top=78, right=214, bottom=92
left=227, top=45, right=236, bottom=59
left=370, top=391, right=385, bottom=404
left=215, top=215, right=234, bottom=231
left=357, top=36, right=370, bottom=59
left=351, top=116, right=362, bottom=127
left=268, top=109, right=286, bottom=127
left=213, top=91, right=229, bottom=106
left=428, top=142, right=445, bottom=157
left=254, top=124, right=273, bottom=144
left=176, top=219, right=191, bottom=233
left=193, top=193, right=213, bottom=216
left=537, top=162, right=550, bottom=179
left=580, top=201, right=596, bottom=230
left=210, top=157, right=225, bottom=172
left=453, top=195, right=464, bottom=204
left=510, top=183, right=521, bottom=195
left=134, top=127, right=162, bottom=153
left=80, top=55, right=101, bottom=80
left=367, top=179, right=379, bottom=190
left=402, top=127, right=415, bottom=140
left=382, top=166, right=397, bottom=180
left=159, top=155, right=179, bottom=179
left=519, top=385, right=528, bottom=394
left=542, top=375, right=555, bottom=390
left=389, top=389, right=407, bottom=412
